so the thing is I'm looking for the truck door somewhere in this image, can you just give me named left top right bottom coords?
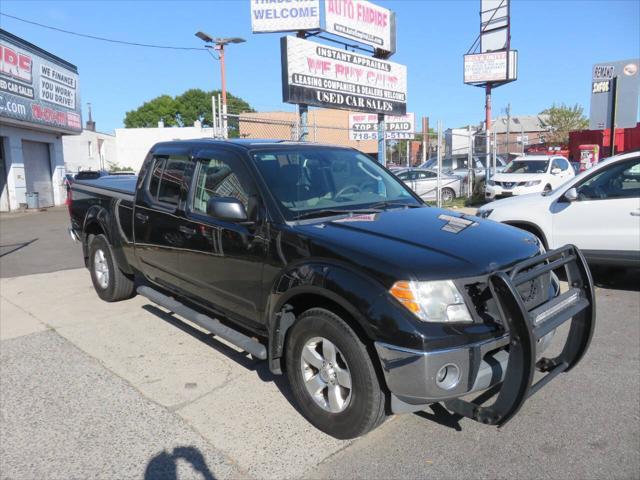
left=133, top=149, right=192, bottom=289
left=175, top=148, right=267, bottom=327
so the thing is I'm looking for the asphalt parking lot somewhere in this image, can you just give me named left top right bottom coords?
left=1, top=209, right=639, bottom=479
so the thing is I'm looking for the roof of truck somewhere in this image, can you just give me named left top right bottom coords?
left=151, top=138, right=352, bottom=151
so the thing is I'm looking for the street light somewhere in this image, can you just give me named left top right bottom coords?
left=195, top=31, right=245, bottom=137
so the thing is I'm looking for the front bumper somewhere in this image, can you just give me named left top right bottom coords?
left=485, top=184, right=541, bottom=199
left=376, top=245, right=595, bottom=425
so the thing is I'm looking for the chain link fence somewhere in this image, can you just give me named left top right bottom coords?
left=223, top=112, right=543, bottom=208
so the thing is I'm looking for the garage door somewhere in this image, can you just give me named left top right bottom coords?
left=22, top=140, right=54, bottom=208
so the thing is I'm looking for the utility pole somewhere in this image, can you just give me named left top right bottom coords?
left=422, top=116, right=429, bottom=164
left=505, top=103, right=511, bottom=156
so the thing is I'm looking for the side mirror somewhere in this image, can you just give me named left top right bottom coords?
left=206, top=197, right=248, bottom=222
left=564, top=187, right=578, bottom=202
left=551, top=167, right=562, bottom=175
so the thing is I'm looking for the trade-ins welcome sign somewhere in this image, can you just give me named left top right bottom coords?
left=281, top=35, right=407, bottom=115
left=251, top=0, right=396, bottom=54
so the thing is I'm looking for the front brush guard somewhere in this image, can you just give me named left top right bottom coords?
left=444, top=244, right=595, bottom=426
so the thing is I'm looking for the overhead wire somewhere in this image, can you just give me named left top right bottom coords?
left=0, top=12, right=207, bottom=51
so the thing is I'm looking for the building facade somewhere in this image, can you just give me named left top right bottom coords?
left=62, top=127, right=116, bottom=173
left=0, top=29, right=82, bottom=211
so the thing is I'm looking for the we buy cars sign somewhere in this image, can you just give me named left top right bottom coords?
left=281, top=35, right=407, bottom=115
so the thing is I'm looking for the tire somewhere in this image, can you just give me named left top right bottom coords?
left=285, top=308, right=386, bottom=439
left=441, top=187, right=455, bottom=203
left=88, top=234, right=135, bottom=302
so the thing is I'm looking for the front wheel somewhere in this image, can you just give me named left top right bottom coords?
left=88, top=234, right=135, bottom=302
left=285, top=308, right=386, bottom=439
left=441, top=187, right=456, bottom=203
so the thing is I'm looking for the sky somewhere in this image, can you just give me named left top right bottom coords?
left=1, top=0, right=638, bottom=133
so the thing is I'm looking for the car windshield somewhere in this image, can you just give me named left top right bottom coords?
left=251, top=147, right=420, bottom=220
left=504, top=160, right=549, bottom=174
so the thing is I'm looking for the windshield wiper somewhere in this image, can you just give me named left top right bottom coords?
left=368, top=201, right=422, bottom=210
left=295, top=208, right=381, bottom=221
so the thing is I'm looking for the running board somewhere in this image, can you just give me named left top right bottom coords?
left=137, top=286, right=267, bottom=360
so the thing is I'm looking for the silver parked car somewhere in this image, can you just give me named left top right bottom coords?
left=394, top=168, right=462, bottom=202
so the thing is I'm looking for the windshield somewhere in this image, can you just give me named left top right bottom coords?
left=504, top=160, right=549, bottom=174
left=251, top=147, right=420, bottom=220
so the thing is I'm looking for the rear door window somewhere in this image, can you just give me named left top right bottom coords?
left=148, top=155, right=190, bottom=207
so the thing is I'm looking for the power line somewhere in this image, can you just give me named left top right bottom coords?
left=0, top=12, right=207, bottom=51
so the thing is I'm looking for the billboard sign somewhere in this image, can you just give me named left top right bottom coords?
left=589, top=58, right=639, bottom=130
left=480, top=0, right=509, bottom=53
left=464, top=50, right=517, bottom=84
left=281, top=35, right=407, bottom=115
left=251, top=0, right=321, bottom=33
left=0, top=32, right=81, bottom=133
left=349, top=112, right=415, bottom=140
left=324, top=0, right=396, bottom=54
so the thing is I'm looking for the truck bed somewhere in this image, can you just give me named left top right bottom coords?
left=72, top=175, right=137, bottom=201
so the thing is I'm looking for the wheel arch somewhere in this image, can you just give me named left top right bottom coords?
left=503, top=220, right=549, bottom=249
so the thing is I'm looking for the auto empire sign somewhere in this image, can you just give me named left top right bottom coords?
left=324, top=0, right=396, bottom=54
left=281, top=35, right=407, bottom=115
left=252, top=0, right=396, bottom=55
left=0, top=37, right=81, bottom=133
left=349, top=112, right=415, bottom=140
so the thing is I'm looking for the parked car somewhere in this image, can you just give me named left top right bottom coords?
left=68, top=140, right=595, bottom=439
left=485, top=155, right=575, bottom=200
left=421, top=155, right=507, bottom=182
left=478, top=151, right=640, bottom=266
left=394, top=167, right=461, bottom=202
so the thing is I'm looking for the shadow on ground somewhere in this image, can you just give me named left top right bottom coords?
left=591, top=266, right=640, bottom=292
left=145, top=446, right=215, bottom=480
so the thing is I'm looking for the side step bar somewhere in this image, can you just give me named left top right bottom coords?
left=137, top=286, right=267, bottom=360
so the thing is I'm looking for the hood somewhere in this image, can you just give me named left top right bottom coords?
left=493, top=172, right=547, bottom=182
left=482, top=191, right=551, bottom=211
left=294, top=207, right=540, bottom=282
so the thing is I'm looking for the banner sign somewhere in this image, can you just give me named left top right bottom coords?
left=324, top=0, right=396, bottom=54
left=480, top=0, right=509, bottom=53
left=463, top=50, right=517, bottom=84
left=251, top=0, right=321, bottom=33
left=589, top=58, right=639, bottom=130
left=0, top=32, right=81, bottom=133
left=281, top=35, right=407, bottom=115
left=349, top=112, right=415, bottom=140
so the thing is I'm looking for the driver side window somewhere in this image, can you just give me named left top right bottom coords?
left=576, top=158, right=640, bottom=200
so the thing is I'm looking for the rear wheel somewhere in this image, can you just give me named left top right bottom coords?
left=285, top=308, right=386, bottom=439
left=88, top=234, right=135, bottom=302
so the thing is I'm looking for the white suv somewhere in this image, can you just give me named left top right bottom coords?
left=478, top=151, right=640, bottom=267
left=485, top=155, right=574, bottom=200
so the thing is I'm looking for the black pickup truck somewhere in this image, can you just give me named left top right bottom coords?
left=68, top=139, right=595, bottom=439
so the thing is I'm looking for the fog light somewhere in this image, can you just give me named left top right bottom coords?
left=436, top=364, right=460, bottom=390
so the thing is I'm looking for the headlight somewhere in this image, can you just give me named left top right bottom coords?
left=478, top=208, right=493, bottom=219
left=389, top=280, right=473, bottom=323
left=524, top=180, right=541, bottom=187
left=486, top=179, right=495, bottom=186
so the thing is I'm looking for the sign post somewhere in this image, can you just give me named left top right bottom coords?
left=377, top=113, right=386, bottom=166
left=609, top=76, right=618, bottom=155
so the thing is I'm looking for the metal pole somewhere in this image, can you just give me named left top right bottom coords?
left=211, top=95, right=218, bottom=138
left=377, top=113, right=386, bottom=165
left=485, top=83, right=492, bottom=171
left=520, top=123, right=525, bottom=155
left=492, top=129, right=497, bottom=177
left=218, top=44, right=228, bottom=138
left=298, top=104, right=308, bottom=141
left=609, top=76, right=618, bottom=156
left=467, top=125, right=473, bottom=199
left=422, top=116, right=428, bottom=164
left=505, top=103, right=511, bottom=157
left=217, top=93, right=223, bottom=138
left=437, top=120, right=442, bottom=208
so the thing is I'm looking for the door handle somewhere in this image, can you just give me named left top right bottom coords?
left=135, top=212, right=149, bottom=223
left=179, top=225, right=197, bottom=235
left=631, top=211, right=640, bottom=217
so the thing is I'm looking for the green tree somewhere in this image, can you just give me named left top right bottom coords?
left=124, top=89, right=254, bottom=136
left=540, top=103, right=589, bottom=145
